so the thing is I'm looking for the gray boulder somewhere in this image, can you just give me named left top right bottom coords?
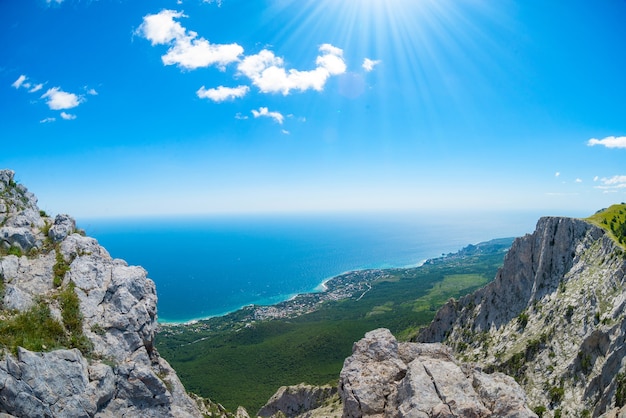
left=48, top=214, right=76, bottom=243
left=339, top=329, right=537, bottom=418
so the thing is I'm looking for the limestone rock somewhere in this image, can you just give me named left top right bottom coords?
left=48, top=214, right=76, bottom=243
left=258, top=384, right=338, bottom=417
left=0, top=169, right=204, bottom=418
left=419, top=215, right=626, bottom=416
left=339, top=328, right=536, bottom=417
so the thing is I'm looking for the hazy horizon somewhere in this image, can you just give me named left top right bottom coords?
left=2, top=0, right=625, bottom=218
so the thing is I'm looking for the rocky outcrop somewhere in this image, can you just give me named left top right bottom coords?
left=0, top=169, right=204, bottom=417
left=418, top=215, right=626, bottom=417
left=339, top=328, right=537, bottom=417
left=258, top=384, right=337, bottom=417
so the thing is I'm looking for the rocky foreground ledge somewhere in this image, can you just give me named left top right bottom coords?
left=0, top=169, right=208, bottom=417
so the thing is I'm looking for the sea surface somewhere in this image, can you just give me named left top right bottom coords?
left=80, top=210, right=555, bottom=323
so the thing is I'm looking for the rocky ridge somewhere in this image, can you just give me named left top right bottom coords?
left=418, top=215, right=626, bottom=417
left=0, top=169, right=206, bottom=417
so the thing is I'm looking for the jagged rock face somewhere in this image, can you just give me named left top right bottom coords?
left=339, top=328, right=537, bottom=417
left=0, top=170, right=44, bottom=253
left=418, top=216, right=626, bottom=417
left=0, top=169, right=203, bottom=418
left=258, top=384, right=338, bottom=417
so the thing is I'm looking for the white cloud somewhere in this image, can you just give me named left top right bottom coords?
left=555, top=172, right=560, bottom=177
left=594, top=176, right=599, bottom=182
left=587, top=136, right=626, bottom=149
left=196, top=85, right=249, bottom=102
left=575, top=178, right=583, bottom=183
left=46, top=0, right=64, bottom=3
left=40, top=117, right=56, bottom=123
left=29, top=83, right=44, bottom=93
left=595, top=175, right=626, bottom=190
left=138, top=10, right=187, bottom=45
left=362, top=58, right=381, bottom=72
left=603, top=175, right=626, bottom=186
left=281, top=129, right=290, bottom=135
left=252, top=107, right=284, bottom=124
left=86, top=88, right=98, bottom=96
left=235, top=113, right=249, bottom=120
left=162, top=37, right=243, bottom=70
left=12, top=75, right=27, bottom=89
left=238, top=44, right=346, bottom=95
left=60, top=112, right=77, bottom=120
left=41, top=87, right=83, bottom=110
left=203, top=0, right=222, bottom=5
left=138, top=10, right=243, bottom=70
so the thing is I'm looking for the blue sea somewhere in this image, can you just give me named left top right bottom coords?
left=80, top=210, right=549, bottom=323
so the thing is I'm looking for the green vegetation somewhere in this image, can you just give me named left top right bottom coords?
left=57, top=282, right=92, bottom=353
left=517, top=311, right=529, bottom=330
left=587, top=203, right=626, bottom=247
left=549, top=385, right=565, bottom=405
left=7, top=246, right=23, bottom=257
left=491, top=333, right=548, bottom=383
left=53, top=249, right=71, bottom=288
left=533, top=405, right=547, bottom=417
left=156, top=239, right=512, bottom=413
left=0, top=280, right=91, bottom=356
left=410, top=273, right=489, bottom=313
left=616, top=373, right=626, bottom=408
left=0, top=239, right=89, bottom=355
left=0, top=300, right=67, bottom=354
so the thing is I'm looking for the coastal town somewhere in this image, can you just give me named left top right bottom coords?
left=158, top=267, right=397, bottom=337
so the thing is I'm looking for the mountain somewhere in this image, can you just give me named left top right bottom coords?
left=417, top=210, right=626, bottom=417
left=0, top=169, right=213, bottom=417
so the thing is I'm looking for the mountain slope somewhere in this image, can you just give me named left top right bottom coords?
left=418, top=212, right=626, bottom=417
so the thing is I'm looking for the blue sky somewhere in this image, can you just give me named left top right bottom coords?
left=1, top=0, right=625, bottom=218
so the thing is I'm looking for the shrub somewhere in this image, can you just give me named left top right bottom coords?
left=517, top=311, right=529, bottom=330
left=59, top=282, right=82, bottom=334
left=616, top=373, right=626, bottom=407
left=57, top=281, right=92, bottom=354
left=7, top=246, right=22, bottom=257
left=549, top=385, right=564, bottom=404
left=53, top=250, right=70, bottom=288
left=533, top=405, right=546, bottom=417
left=0, top=301, right=66, bottom=354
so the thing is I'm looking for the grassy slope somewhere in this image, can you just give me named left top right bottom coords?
left=156, top=239, right=512, bottom=414
left=586, top=203, right=626, bottom=247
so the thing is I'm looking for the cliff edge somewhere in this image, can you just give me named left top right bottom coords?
left=0, top=169, right=204, bottom=417
left=418, top=213, right=626, bottom=417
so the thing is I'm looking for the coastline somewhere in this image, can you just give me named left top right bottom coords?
left=157, top=261, right=426, bottom=325
left=157, top=238, right=514, bottom=328
left=158, top=267, right=394, bottom=326
left=158, top=257, right=435, bottom=326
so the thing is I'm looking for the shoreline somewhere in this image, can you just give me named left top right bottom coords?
left=158, top=259, right=429, bottom=326
left=158, top=267, right=398, bottom=327
left=156, top=237, right=516, bottom=334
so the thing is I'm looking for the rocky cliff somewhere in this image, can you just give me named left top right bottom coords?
left=0, top=169, right=205, bottom=417
left=418, top=214, right=626, bottom=417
